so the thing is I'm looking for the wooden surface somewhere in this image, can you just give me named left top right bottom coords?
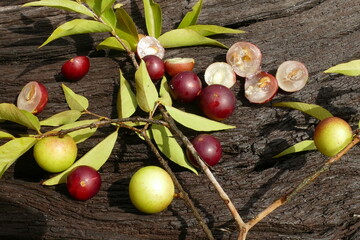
left=0, top=0, right=359, bottom=239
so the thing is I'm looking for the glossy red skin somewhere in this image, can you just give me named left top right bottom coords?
left=187, top=134, right=222, bottom=167
left=164, top=58, right=195, bottom=77
left=67, top=166, right=101, bottom=201
left=198, top=84, right=236, bottom=121
left=169, top=71, right=202, bottom=103
left=34, top=82, right=48, bottom=114
left=61, top=56, right=90, bottom=81
left=143, top=55, right=165, bottom=81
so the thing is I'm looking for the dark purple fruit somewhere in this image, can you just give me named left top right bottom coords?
left=66, top=165, right=101, bottom=201
left=198, top=84, right=236, bottom=121
left=143, top=55, right=165, bottom=82
left=169, top=71, right=202, bottom=103
left=187, top=134, right=222, bottom=167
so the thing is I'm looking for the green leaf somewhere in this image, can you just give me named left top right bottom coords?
left=0, top=103, right=40, bottom=131
left=117, top=70, right=137, bottom=118
left=62, top=84, right=89, bottom=111
left=0, top=131, right=15, bottom=139
left=158, top=76, right=172, bottom=106
left=143, top=0, right=162, bottom=38
left=177, top=0, right=203, bottom=29
left=184, top=24, right=245, bottom=36
left=53, top=119, right=98, bottom=144
left=165, top=105, right=235, bottom=131
left=40, top=19, right=112, bottom=48
left=43, top=130, right=118, bottom=185
left=40, top=110, right=82, bottom=126
left=151, top=124, right=197, bottom=174
left=158, top=29, right=228, bottom=49
left=324, top=59, right=360, bottom=76
left=85, top=0, right=116, bottom=15
left=273, top=140, right=317, bottom=158
left=135, top=60, right=159, bottom=113
left=23, top=0, right=94, bottom=17
left=273, top=102, right=333, bottom=121
left=114, top=6, right=139, bottom=51
left=96, top=37, right=127, bottom=52
left=0, top=137, right=37, bottom=178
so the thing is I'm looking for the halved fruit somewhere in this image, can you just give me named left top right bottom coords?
left=244, top=72, right=278, bottom=104
left=226, top=42, right=262, bottom=78
left=276, top=60, right=308, bottom=92
left=164, top=58, right=195, bottom=77
left=17, top=81, right=48, bottom=114
left=204, top=62, right=236, bottom=88
left=137, top=36, right=165, bottom=59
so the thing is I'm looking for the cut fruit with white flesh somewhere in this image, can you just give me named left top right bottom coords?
left=17, top=81, right=48, bottom=114
left=137, top=36, right=165, bottom=59
left=244, top=72, right=278, bottom=104
left=204, top=62, right=236, bottom=88
left=276, top=60, right=308, bottom=92
left=164, top=58, right=195, bottom=77
left=226, top=42, right=262, bottom=78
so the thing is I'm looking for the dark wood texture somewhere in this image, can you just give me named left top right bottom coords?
left=0, top=0, right=359, bottom=239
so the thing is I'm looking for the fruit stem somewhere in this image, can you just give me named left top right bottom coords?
left=246, top=134, right=360, bottom=230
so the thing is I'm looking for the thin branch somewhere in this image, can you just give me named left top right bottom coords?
left=246, top=134, right=360, bottom=230
left=140, top=129, right=215, bottom=240
left=158, top=105, right=247, bottom=232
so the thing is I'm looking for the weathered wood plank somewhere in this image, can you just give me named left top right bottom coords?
left=0, top=0, right=359, bottom=239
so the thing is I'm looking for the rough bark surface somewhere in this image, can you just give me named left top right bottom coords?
left=0, top=0, right=359, bottom=239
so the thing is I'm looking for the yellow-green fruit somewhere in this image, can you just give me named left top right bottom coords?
left=33, top=134, right=77, bottom=173
left=313, top=117, right=353, bottom=157
left=129, top=166, right=174, bottom=214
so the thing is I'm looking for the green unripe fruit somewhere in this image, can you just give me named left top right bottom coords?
left=129, top=166, right=174, bottom=214
left=313, top=117, right=353, bottom=157
left=33, top=134, right=77, bottom=173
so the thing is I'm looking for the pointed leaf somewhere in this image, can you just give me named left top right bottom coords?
left=178, top=0, right=203, bottom=28
left=96, top=36, right=127, bottom=52
left=117, top=70, right=137, bottom=118
left=0, top=103, right=40, bottom=131
left=54, top=119, right=98, bottom=143
left=114, top=7, right=139, bottom=51
left=43, top=130, right=118, bottom=185
left=158, top=29, right=228, bottom=49
left=23, top=0, right=94, bottom=17
left=40, top=19, right=112, bottom=47
left=62, top=84, right=89, bottom=111
left=40, top=110, right=82, bottom=126
left=273, top=102, right=333, bottom=120
left=273, top=140, right=317, bottom=158
left=184, top=24, right=245, bottom=36
left=0, top=131, right=15, bottom=139
left=165, top=105, right=235, bottom=131
left=324, top=59, right=360, bottom=76
left=143, top=0, right=162, bottom=38
left=85, top=0, right=116, bottom=15
left=158, top=76, right=172, bottom=106
left=135, top=60, right=159, bottom=113
left=151, top=124, right=197, bottom=174
left=0, top=137, right=37, bottom=178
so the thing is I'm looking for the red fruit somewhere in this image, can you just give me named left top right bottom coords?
left=137, top=36, right=165, bottom=59
left=187, top=134, right=222, bottom=167
left=226, top=42, right=262, bottom=78
left=198, top=84, right=236, bottom=121
left=61, top=56, right=90, bottom=81
left=142, top=55, right=165, bottom=81
left=67, top=166, right=101, bottom=201
left=17, top=81, right=48, bottom=115
left=169, top=71, right=202, bottom=103
left=276, top=60, right=308, bottom=92
left=164, top=58, right=195, bottom=77
left=244, top=72, right=278, bottom=104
